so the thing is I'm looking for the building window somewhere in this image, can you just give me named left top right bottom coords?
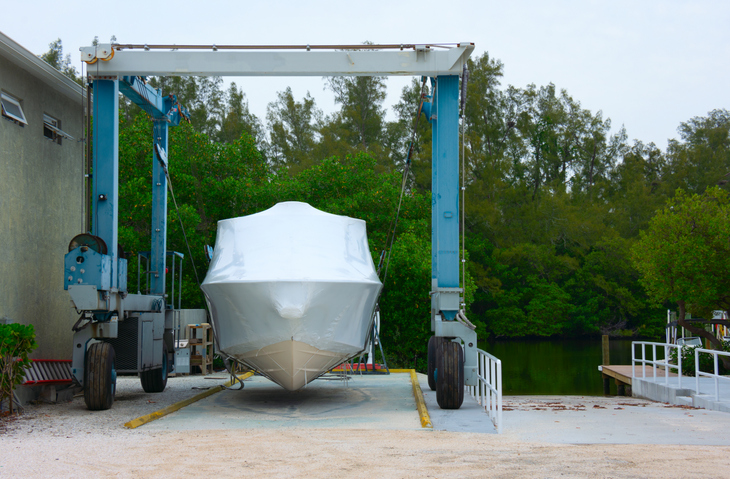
left=43, top=113, right=74, bottom=145
left=1, top=92, right=28, bottom=125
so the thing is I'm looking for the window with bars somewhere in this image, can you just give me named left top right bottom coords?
left=43, top=113, right=74, bottom=145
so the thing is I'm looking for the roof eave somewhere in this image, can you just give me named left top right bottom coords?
left=0, top=30, right=85, bottom=104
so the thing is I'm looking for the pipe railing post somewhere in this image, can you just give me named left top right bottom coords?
left=632, top=342, right=636, bottom=378
left=695, top=349, right=700, bottom=395
left=497, top=359, right=503, bottom=434
left=714, top=353, right=720, bottom=402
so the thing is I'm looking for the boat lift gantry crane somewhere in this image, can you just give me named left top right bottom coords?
left=69, top=42, right=476, bottom=410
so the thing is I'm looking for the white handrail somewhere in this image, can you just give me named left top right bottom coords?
left=468, top=348, right=502, bottom=434
left=631, top=341, right=683, bottom=388
left=694, top=348, right=730, bottom=401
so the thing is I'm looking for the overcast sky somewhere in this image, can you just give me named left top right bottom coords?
left=3, top=0, right=728, bottom=150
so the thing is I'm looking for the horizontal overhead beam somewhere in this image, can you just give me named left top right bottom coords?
left=81, top=43, right=474, bottom=78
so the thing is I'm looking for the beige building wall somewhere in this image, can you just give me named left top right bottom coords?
left=0, top=33, right=86, bottom=359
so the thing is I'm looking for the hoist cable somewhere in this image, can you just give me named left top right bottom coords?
left=460, top=117, right=466, bottom=307
left=380, top=76, right=428, bottom=263
left=166, top=131, right=245, bottom=372
left=166, top=135, right=244, bottom=372
left=460, top=65, right=469, bottom=308
left=162, top=153, right=246, bottom=369
left=379, top=76, right=428, bottom=289
left=80, top=60, right=91, bottom=234
left=93, top=57, right=100, bottom=237
left=162, top=164, right=202, bottom=289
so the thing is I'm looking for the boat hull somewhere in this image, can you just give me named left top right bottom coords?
left=201, top=202, right=382, bottom=390
left=204, top=280, right=381, bottom=390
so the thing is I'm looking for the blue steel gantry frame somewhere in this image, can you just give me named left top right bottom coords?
left=64, top=74, right=188, bottom=390
left=427, top=76, right=460, bottom=307
left=424, top=75, right=478, bottom=386
left=68, top=76, right=188, bottom=299
left=71, top=42, right=477, bottom=404
left=116, top=76, right=187, bottom=296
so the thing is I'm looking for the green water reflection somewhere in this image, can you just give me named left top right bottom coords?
left=481, top=338, right=652, bottom=395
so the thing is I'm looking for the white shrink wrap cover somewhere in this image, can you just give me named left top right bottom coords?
left=201, top=202, right=382, bottom=390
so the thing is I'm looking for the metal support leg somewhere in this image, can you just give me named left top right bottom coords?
left=374, top=324, right=390, bottom=373
left=435, top=317, right=478, bottom=386
left=71, top=327, right=94, bottom=386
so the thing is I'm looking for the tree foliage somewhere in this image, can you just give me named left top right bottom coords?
left=325, top=75, right=386, bottom=151
left=146, top=77, right=264, bottom=148
left=38, top=36, right=730, bottom=365
left=632, top=187, right=730, bottom=352
left=266, top=87, right=321, bottom=174
left=114, top=48, right=729, bottom=348
left=38, top=39, right=82, bottom=85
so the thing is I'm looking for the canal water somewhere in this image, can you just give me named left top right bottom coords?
left=480, top=338, right=657, bottom=396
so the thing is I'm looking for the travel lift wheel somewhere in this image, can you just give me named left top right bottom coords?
left=427, top=335, right=446, bottom=391
left=140, top=344, right=169, bottom=393
left=84, top=342, right=117, bottom=411
left=436, top=340, right=465, bottom=409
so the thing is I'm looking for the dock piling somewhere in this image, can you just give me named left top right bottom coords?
left=602, top=335, right=611, bottom=395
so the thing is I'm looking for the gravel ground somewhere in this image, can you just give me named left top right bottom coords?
left=2, top=376, right=730, bottom=478
left=0, top=373, right=233, bottom=437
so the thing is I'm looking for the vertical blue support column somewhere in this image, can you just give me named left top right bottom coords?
left=149, top=110, right=169, bottom=296
left=431, top=75, right=460, bottom=320
left=92, top=79, right=119, bottom=289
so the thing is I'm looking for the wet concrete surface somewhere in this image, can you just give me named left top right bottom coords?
left=141, top=372, right=730, bottom=446
left=144, top=372, right=421, bottom=431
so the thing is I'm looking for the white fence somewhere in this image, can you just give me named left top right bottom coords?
left=694, top=348, right=730, bottom=401
left=633, top=341, right=730, bottom=405
left=468, top=348, right=502, bottom=434
left=632, top=341, right=684, bottom=388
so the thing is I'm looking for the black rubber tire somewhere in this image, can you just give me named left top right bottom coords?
left=427, top=336, right=445, bottom=391
left=436, top=340, right=464, bottom=409
left=140, top=344, right=168, bottom=393
left=84, top=342, right=116, bottom=411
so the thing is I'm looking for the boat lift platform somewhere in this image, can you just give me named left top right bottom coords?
left=137, top=372, right=498, bottom=433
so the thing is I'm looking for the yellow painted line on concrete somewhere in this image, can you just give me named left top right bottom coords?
left=409, top=369, right=433, bottom=429
left=124, top=371, right=254, bottom=429
left=344, top=368, right=431, bottom=428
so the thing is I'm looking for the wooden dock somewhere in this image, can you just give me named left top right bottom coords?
left=599, top=365, right=676, bottom=396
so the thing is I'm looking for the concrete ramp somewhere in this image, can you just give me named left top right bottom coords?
left=633, top=375, right=730, bottom=413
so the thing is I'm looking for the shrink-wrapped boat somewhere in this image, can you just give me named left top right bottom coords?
left=201, top=202, right=382, bottom=390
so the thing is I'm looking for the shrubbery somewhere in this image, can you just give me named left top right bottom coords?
left=0, top=323, right=37, bottom=415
